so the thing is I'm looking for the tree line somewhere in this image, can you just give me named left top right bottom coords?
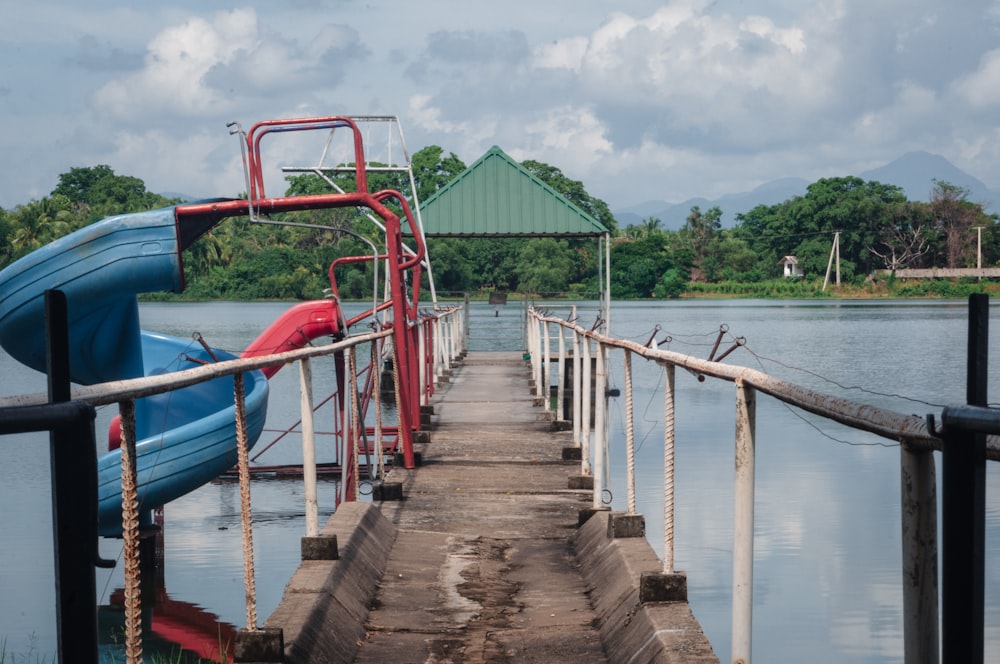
left=1, top=153, right=997, bottom=301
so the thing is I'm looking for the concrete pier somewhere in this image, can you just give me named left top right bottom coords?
left=241, top=351, right=718, bottom=663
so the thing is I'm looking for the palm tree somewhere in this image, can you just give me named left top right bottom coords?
left=9, top=196, right=73, bottom=254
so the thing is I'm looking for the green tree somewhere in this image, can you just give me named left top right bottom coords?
left=681, top=205, right=722, bottom=280
left=929, top=180, right=991, bottom=268
left=411, top=146, right=466, bottom=204
left=867, top=201, right=934, bottom=271
left=52, top=165, right=177, bottom=223
left=610, top=233, right=682, bottom=298
left=425, top=238, right=477, bottom=293
left=8, top=195, right=73, bottom=256
left=734, top=177, right=906, bottom=280
left=521, top=160, right=617, bottom=232
left=515, top=238, right=577, bottom=295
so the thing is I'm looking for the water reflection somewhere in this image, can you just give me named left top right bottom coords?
left=3, top=299, right=1000, bottom=662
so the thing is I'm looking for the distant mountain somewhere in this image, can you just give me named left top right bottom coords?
left=614, top=152, right=999, bottom=230
left=859, top=151, right=998, bottom=208
left=614, top=177, right=808, bottom=230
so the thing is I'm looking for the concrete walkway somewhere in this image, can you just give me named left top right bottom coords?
left=241, top=351, right=718, bottom=663
left=355, top=352, right=604, bottom=662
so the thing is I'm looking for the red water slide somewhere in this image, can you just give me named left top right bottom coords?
left=240, top=300, right=342, bottom=378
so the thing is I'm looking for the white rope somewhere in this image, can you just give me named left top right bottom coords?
left=624, top=350, right=637, bottom=514
left=663, top=364, right=676, bottom=574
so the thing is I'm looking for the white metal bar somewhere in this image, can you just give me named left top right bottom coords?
left=572, top=329, right=582, bottom=450
left=299, top=358, right=319, bottom=537
left=541, top=322, right=552, bottom=413
left=732, top=378, right=756, bottom=664
left=593, top=340, right=606, bottom=509
left=581, top=334, right=592, bottom=476
left=557, top=325, right=566, bottom=421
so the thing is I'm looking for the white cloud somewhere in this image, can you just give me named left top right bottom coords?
left=7, top=0, right=1000, bottom=211
left=93, top=9, right=260, bottom=119
left=510, top=106, right=614, bottom=168
left=104, top=128, right=245, bottom=199
left=953, top=48, right=1000, bottom=109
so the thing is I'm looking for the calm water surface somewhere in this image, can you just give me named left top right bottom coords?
left=1, top=299, right=999, bottom=662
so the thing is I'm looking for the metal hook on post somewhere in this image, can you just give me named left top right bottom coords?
left=192, top=332, right=220, bottom=362
left=714, top=336, right=746, bottom=363
left=645, top=325, right=662, bottom=348
left=708, top=324, right=729, bottom=361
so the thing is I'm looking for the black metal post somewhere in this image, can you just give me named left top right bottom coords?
left=941, top=293, right=988, bottom=663
left=44, top=290, right=101, bottom=664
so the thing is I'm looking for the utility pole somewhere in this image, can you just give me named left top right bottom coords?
left=823, top=231, right=840, bottom=291
left=976, top=226, right=983, bottom=279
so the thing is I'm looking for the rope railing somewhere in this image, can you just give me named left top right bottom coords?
left=5, top=303, right=468, bottom=664
left=527, top=305, right=996, bottom=664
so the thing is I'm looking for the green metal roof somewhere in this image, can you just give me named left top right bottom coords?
left=417, top=146, right=609, bottom=237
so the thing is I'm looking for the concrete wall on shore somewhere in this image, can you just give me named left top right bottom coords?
left=574, top=511, right=719, bottom=663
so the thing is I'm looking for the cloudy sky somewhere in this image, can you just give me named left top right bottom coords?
left=3, top=0, right=1000, bottom=212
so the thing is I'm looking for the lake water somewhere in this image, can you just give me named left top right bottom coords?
left=1, top=298, right=999, bottom=662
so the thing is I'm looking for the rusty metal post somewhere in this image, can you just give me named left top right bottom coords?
left=900, top=442, right=938, bottom=664
left=732, top=377, right=756, bottom=664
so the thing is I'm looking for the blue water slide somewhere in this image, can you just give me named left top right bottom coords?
left=0, top=206, right=268, bottom=536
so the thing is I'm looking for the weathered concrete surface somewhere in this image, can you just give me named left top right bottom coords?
left=240, top=502, right=396, bottom=663
left=251, top=351, right=718, bottom=663
left=575, top=512, right=718, bottom=663
left=355, top=352, right=604, bottom=662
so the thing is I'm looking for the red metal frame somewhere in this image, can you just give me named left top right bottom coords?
left=173, top=116, right=428, bottom=498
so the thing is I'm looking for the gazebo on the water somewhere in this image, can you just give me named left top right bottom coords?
left=415, top=146, right=612, bottom=330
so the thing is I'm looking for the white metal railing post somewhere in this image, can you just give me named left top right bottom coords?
left=662, top=363, right=676, bottom=572
left=526, top=314, right=535, bottom=383
left=533, top=317, right=542, bottom=396
left=431, top=317, right=440, bottom=385
left=624, top=350, right=636, bottom=514
left=418, top=318, right=427, bottom=406
left=557, top=324, right=566, bottom=421
left=437, top=315, right=446, bottom=381
left=440, top=313, right=449, bottom=372
left=733, top=377, right=756, bottom=664
left=901, top=444, right=939, bottom=663
left=581, top=333, right=593, bottom=476
left=372, top=340, right=385, bottom=481
left=572, top=328, right=582, bottom=449
left=450, top=309, right=456, bottom=359
left=542, top=320, right=552, bottom=413
left=299, top=358, right=318, bottom=537
left=593, top=340, right=607, bottom=509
